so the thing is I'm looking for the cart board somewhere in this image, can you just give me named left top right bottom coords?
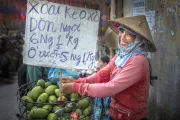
left=23, top=0, right=100, bottom=70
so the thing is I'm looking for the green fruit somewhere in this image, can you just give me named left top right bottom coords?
left=54, top=89, right=60, bottom=97
left=58, top=96, right=68, bottom=102
left=45, top=82, right=52, bottom=88
left=70, top=98, right=76, bottom=101
left=31, top=106, right=38, bottom=110
left=79, top=116, right=85, bottom=119
left=21, top=96, right=34, bottom=110
left=63, top=106, right=72, bottom=113
left=29, top=108, right=49, bottom=119
left=37, top=93, right=49, bottom=104
left=75, top=109, right=83, bottom=116
left=83, top=105, right=92, bottom=116
left=77, top=98, right=89, bottom=109
left=83, top=97, right=90, bottom=102
left=47, top=113, right=58, bottom=120
left=37, top=79, right=46, bottom=88
left=27, top=91, right=33, bottom=98
left=71, top=101, right=77, bottom=107
left=45, top=85, right=58, bottom=95
left=64, top=114, right=70, bottom=119
left=42, top=105, right=52, bottom=112
left=31, top=86, right=44, bottom=100
left=54, top=89, right=66, bottom=97
left=52, top=105, right=63, bottom=113
left=83, top=116, right=91, bottom=120
left=70, top=93, right=81, bottom=101
left=58, top=117, right=66, bottom=120
left=48, top=95, right=57, bottom=104
left=27, top=112, right=30, bottom=119
left=79, top=116, right=90, bottom=120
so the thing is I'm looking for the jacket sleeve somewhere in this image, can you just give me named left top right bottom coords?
left=72, top=55, right=149, bottom=97
left=74, top=56, right=117, bottom=84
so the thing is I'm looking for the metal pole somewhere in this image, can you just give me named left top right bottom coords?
left=110, top=0, right=116, bottom=59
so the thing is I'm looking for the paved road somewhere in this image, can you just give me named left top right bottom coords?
left=0, top=76, right=20, bottom=120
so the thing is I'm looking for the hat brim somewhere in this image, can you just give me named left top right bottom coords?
left=107, top=16, right=157, bottom=52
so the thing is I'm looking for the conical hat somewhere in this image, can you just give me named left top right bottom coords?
left=107, top=15, right=156, bottom=52
left=104, top=27, right=118, bottom=49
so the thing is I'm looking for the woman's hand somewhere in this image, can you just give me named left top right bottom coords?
left=62, top=77, right=74, bottom=83
left=62, top=83, right=73, bottom=94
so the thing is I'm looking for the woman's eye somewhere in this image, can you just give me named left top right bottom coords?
left=118, top=28, right=124, bottom=33
left=120, top=29, right=124, bottom=33
left=127, top=33, right=134, bottom=37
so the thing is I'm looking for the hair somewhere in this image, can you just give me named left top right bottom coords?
left=100, top=55, right=110, bottom=64
left=119, top=25, right=137, bottom=36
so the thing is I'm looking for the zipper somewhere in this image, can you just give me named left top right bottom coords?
left=115, top=105, right=131, bottom=116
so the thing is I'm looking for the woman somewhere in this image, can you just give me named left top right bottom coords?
left=62, top=15, right=156, bottom=120
left=94, top=55, right=111, bottom=120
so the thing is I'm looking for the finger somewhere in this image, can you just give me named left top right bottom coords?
left=62, top=83, right=66, bottom=93
left=62, top=80, right=69, bottom=83
left=62, top=78, right=74, bottom=83
left=68, top=80, right=74, bottom=83
left=62, top=78, right=71, bottom=83
left=62, top=77, right=69, bottom=80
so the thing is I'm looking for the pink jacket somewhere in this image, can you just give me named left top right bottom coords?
left=73, top=55, right=150, bottom=120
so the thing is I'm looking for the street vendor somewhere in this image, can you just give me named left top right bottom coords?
left=62, top=15, right=156, bottom=120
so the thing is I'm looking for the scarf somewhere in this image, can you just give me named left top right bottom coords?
left=115, top=35, right=148, bottom=68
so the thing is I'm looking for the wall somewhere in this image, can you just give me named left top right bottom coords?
left=123, top=0, right=133, bottom=17
left=123, top=0, right=180, bottom=120
left=116, top=0, right=123, bottom=18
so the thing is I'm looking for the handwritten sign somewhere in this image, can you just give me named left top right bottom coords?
left=23, top=0, right=100, bottom=70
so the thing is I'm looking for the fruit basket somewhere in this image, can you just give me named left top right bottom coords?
left=17, top=79, right=93, bottom=120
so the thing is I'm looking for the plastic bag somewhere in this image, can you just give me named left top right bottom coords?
left=48, top=68, right=80, bottom=84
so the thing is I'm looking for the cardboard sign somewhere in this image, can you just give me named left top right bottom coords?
left=23, top=0, right=100, bottom=69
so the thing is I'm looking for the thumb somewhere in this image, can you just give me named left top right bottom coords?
left=62, top=77, right=69, bottom=80
left=62, top=80, right=68, bottom=83
left=62, top=77, right=69, bottom=83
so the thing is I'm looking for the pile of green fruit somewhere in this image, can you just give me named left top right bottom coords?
left=20, top=79, right=92, bottom=120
